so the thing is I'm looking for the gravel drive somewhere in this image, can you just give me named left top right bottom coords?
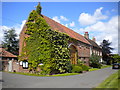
left=2, top=67, right=118, bottom=88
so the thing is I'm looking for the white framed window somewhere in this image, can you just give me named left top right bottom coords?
left=20, top=61, right=23, bottom=65
left=22, top=61, right=28, bottom=69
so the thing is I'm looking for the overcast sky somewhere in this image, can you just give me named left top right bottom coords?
left=1, top=2, right=119, bottom=54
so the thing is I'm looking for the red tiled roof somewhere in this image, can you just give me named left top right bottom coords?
left=43, top=15, right=91, bottom=45
left=0, top=48, right=17, bottom=58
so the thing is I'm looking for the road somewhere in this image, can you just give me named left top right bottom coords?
left=0, top=72, right=2, bottom=90
left=2, top=67, right=118, bottom=88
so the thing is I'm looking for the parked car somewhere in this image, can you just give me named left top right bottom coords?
left=112, top=63, right=120, bottom=69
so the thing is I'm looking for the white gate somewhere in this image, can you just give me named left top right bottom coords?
left=8, top=60, right=12, bottom=72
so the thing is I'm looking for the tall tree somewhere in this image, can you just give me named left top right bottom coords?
left=100, top=39, right=113, bottom=65
left=2, top=28, right=19, bottom=55
left=112, top=54, right=120, bottom=63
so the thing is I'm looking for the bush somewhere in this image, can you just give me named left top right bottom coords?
left=81, top=65, right=89, bottom=71
left=90, top=54, right=102, bottom=68
left=90, top=63, right=102, bottom=69
left=77, top=59, right=84, bottom=65
left=72, top=65, right=83, bottom=73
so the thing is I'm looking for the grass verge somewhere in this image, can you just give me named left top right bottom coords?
left=96, top=70, right=119, bottom=88
left=9, top=72, right=80, bottom=77
left=89, top=65, right=111, bottom=72
left=9, top=65, right=111, bottom=77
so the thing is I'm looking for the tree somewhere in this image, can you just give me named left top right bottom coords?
left=100, top=39, right=113, bottom=65
left=2, top=28, right=19, bottom=55
left=112, top=54, right=120, bottom=63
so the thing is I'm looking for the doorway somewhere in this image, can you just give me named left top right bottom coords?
left=69, top=45, right=77, bottom=64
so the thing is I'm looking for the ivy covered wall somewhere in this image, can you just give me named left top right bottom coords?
left=19, top=3, right=72, bottom=75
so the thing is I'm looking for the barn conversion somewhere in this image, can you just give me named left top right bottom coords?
left=19, top=3, right=102, bottom=73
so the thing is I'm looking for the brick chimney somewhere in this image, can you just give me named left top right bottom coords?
left=92, top=37, right=96, bottom=42
left=84, top=32, right=89, bottom=39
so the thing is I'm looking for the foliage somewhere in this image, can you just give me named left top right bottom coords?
left=100, top=39, right=114, bottom=65
left=77, top=59, right=89, bottom=71
left=90, top=53, right=102, bottom=68
left=112, top=54, right=120, bottom=63
left=81, top=64, right=89, bottom=71
left=77, top=59, right=84, bottom=65
left=72, top=65, right=83, bottom=73
left=2, top=28, right=19, bottom=55
left=36, top=2, right=42, bottom=15
left=19, top=3, right=71, bottom=75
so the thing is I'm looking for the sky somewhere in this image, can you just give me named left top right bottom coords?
left=1, top=2, right=119, bottom=54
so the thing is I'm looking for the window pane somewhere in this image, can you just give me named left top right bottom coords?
left=26, top=62, right=28, bottom=68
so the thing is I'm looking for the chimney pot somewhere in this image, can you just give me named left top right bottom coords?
left=84, top=32, right=89, bottom=39
left=92, top=37, right=96, bottom=42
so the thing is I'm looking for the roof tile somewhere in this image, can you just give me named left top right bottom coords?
left=43, top=15, right=91, bottom=45
left=0, top=48, right=17, bottom=58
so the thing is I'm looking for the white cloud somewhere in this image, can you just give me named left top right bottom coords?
left=0, top=20, right=26, bottom=43
left=78, top=7, right=108, bottom=26
left=52, top=15, right=69, bottom=23
left=69, top=21, right=75, bottom=27
left=65, top=24, right=69, bottom=27
left=60, top=16, right=68, bottom=21
left=52, top=16, right=60, bottom=23
left=80, top=16, right=118, bottom=54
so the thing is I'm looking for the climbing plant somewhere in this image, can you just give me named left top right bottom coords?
left=19, top=3, right=71, bottom=74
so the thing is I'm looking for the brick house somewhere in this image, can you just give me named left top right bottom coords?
left=0, top=47, right=19, bottom=72
left=84, top=32, right=102, bottom=62
left=19, top=6, right=102, bottom=72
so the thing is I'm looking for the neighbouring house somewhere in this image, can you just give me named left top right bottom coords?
left=84, top=32, right=102, bottom=62
left=19, top=4, right=102, bottom=73
left=0, top=47, right=19, bottom=72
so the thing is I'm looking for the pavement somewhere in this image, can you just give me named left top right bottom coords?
left=2, top=67, right=118, bottom=88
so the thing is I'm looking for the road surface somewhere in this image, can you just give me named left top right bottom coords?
left=2, top=67, right=118, bottom=88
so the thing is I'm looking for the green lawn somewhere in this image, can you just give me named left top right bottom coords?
left=89, top=65, right=111, bottom=72
left=9, top=65, right=111, bottom=77
left=96, top=70, right=119, bottom=89
left=101, top=65, right=111, bottom=69
left=9, top=72, right=80, bottom=77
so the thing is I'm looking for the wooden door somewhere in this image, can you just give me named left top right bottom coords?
left=70, top=45, right=77, bottom=64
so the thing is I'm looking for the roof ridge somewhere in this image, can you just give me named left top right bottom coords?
left=43, top=15, right=91, bottom=45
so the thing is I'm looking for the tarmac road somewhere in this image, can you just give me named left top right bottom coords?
left=2, top=67, right=118, bottom=88
left=0, top=72, right=2, bottom=90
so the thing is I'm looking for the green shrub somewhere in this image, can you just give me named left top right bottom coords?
left=72, top=65, right=83, bottom=73
left=90, top=53, right=102, bottom=68
left=90, top=63, right=102, bottom=69
left=77, top=59, right=84, bottom=65
left=81, top=64, right=89, bottom=71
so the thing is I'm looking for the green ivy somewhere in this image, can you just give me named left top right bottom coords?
left=19, top=4, right=71, bottom=74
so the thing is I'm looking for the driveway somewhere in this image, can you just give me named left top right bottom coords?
left=2, top=67, right=118, bottom=88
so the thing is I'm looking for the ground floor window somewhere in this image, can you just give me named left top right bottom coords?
left=22, top=60, right=28, bottom=69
